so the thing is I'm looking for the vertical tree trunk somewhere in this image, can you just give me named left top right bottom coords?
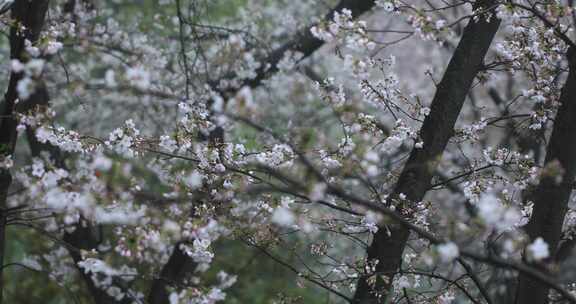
left=514, top=46, right=576, bottom=304
left=0, top=1, right=50, bottom=302
left=353, top=1, right=500, bottom=302
left=148, top=242, right=199, bottom=303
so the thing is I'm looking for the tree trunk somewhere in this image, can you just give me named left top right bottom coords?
left=0, top=1, right=50, bottom=302
left=148, top=242, right=199, bottom=303
left=514, top=46, right=576, bottom=304
left=353, top=1, right=500, bottom=302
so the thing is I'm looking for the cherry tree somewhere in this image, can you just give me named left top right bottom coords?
left=1, top=0, right=576, bottom=304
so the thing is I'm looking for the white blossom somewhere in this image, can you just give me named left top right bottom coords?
left=527, top=237, right=550, bottom=262
left=271, top=206, right=295, bottom=227
left=437, top=242, right=459, bottom=263
left=126, top=66, right=150, bottom=90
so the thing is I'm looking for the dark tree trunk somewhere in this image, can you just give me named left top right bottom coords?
left=514, top=47, right=576, bottom=304
left=0, top=1, right=50, bottom=302
left=148, top=242, right=199, bottom=303
left=353, top=1, right=500, bottom=302
left=63, top=226, right=132, bottom=304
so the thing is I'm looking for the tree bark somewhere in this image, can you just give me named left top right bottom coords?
left=514, top=46, right=576, bottom=304
left=0, top=1, right=50, bottom=302
left=148, top=242, right=199, bottom=303
left=352, top=1, right=500, bottom=302
left=63, top=225, right=133, bottom=304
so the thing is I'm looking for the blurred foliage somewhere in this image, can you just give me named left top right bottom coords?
left=211, top=240, right=330, bottom=304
